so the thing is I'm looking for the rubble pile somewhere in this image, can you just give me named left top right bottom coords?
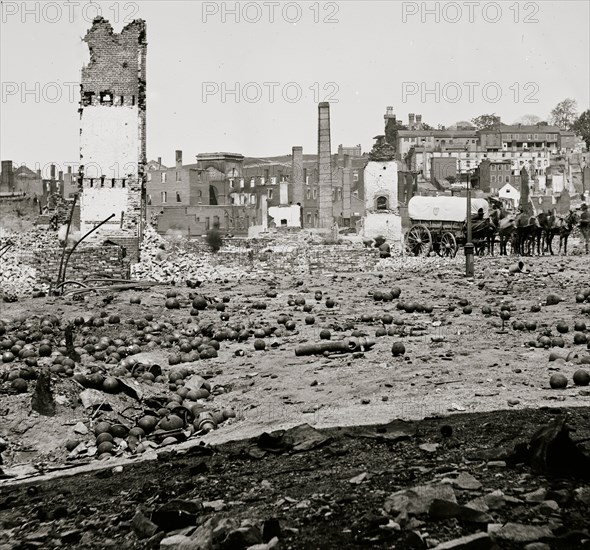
left=131, top=227, right=252, bottom=283
left=0, top=228, right=56, bottom=298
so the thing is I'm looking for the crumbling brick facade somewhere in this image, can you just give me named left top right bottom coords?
left=78, top=17, right=147, bottom=261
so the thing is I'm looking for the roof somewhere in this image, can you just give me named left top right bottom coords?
left=480, top=124, right=561, bottom=134
left=398, top=129, right=477, bottom=138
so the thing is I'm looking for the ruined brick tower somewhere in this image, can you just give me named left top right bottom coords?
left=317, top=102, right=333, bottom=229
left=78, top=17, right=147, bottom=260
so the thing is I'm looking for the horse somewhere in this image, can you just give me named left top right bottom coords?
left=497, top=214, right=517, bottom=256
left=470, top=218, right=496, bottom=256
left=514, top=213, right=540, bottom=256
left=544, top=210, right=578, bottom=255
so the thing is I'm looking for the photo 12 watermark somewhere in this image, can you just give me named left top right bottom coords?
left=401, top=2, right=540, bottom=24
left=1, top=1, right=140, bottom=24
left=201, top=82, right=339, bottom=104
left=201, top=1, right=339, bottom=24
left=2, top=82, right=79, bottom=104
left=401, top=81, right=540, bottom=104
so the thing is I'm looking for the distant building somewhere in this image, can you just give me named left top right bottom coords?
left=477, top=159, right=516, bottom=194
left=498, top=182, right=521, bottom=208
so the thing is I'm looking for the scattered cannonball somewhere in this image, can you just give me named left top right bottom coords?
left=11, top=378, right=28, bottom=393
left=546, top=294, right=562, bottom=306
left=549, top=373, right=568, bottom=389
left=165, top=298, right=180, bottom=309
left=130, top=296, right=141, bottom=304
left=574, top=321, right=587, bottom=332
left=481, top=305, right=491, bottom=315
left=500, top=311, right=511, bottom=321
left=97, top=441, right=114, bottom=455
left=462, top=306, right=472, bottom=315
left=319, top=330, right=331, bottom=340
left=102, top=377, right=120, bottom=393
left=158, top=415, right=184, bottom=431
left=325, top=298, right=335, bottom=308
left=530, top=304, right=541, bottom=313
left=108, top=315, right=120, bottom=324
left=96, top=433, right=114, bottom=445
left=110, top=424, right=128, bottom=438
left=94, top=421, right=111, bottom=436
left=556, top=322, right=569, bottom=334
left=573, top=369, right=590, bottom=386
left=391, top=342, right=406, bottom=357
left=254, top=339, right=266, bottom=351
left=65, top=439, right=80, bottom=452
left=192, top=296, right=208, bottom=310
left=551, top=336, right=565, bottom=348
left=128, top=427, right=145, bottom=439
left=375, top=327, right=387, bottom=337
left=305, top=316, right=315, bottom=325
left=574, top=333, right=588, bottom=345
left=381, top=314, right=393, bottom=325
left=2, top=352, right=15, bottom=363
left=38, top=344, right=52, bottom=357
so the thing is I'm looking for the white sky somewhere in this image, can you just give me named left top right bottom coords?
left=1, top=0, right=589, bottom=174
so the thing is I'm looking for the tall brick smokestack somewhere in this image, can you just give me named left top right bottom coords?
left=176, top=150, right=182, bottom=169
left=342, top=155, right=352, bottom=221
left=1, top=160, right=13, bottom=193
left=318, top=102, right=333, bottom=228
left=292, top=146, right=304, bottom=206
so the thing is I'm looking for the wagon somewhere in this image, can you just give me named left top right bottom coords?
left=405, top=196, right=490, bottom=257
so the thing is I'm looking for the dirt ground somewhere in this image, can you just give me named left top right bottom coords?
left=1, top=252, right=589, bottom=464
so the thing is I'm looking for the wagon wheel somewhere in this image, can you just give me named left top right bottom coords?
left=437, top=232, right=457, bottom=258
left=406, top=224, right=432, bottom=256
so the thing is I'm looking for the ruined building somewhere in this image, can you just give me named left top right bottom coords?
left=78, top=17, right=147, bottom=261
left=146, top=103, right=366, bottom=237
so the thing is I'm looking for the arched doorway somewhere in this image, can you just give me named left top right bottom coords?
left=376, top=196, right=388, bottom=210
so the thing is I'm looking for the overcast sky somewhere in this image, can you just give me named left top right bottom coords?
left=1, top=0, right=589, bottom=173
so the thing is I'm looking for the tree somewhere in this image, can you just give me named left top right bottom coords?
left=471, top=114, right=501, bottom=130
left=420, top=122, right=434, bottom=131
left=514, top=114, right=545, bottom=125
left=384, top=118, right=407, bottom=151
left=449, top=120, right=475, bottom=130
left=572, top=109, right=590, bottom=150
left=549, top=98, right=578, bottom=130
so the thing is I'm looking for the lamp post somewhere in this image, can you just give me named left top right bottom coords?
left=464, top=168, right=474, bottom=278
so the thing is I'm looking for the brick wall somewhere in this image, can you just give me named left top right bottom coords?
left=20, top=244, right=130, bottom=283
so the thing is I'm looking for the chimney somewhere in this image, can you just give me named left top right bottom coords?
left=157, top=156, right=162, bottom=166
left=176, top=150, right=182, bottom=169
left=342, top=155, right=352, bottom=220
left=67, top=166, right=72, bottom=174
left=50, top=164, right=56, bottom=180
left=36, top=168, right=42, bottom=179
left=416, top=114, right=422, bottom=129
left=1, top=160, right=13, bottom=192
left=318, top=102, right=333, bottom=229
left=58, top=170, right=63, bottom=182
left=292, top=146, right=304, bottom=207
left=409, top=113, right=415, bottom=129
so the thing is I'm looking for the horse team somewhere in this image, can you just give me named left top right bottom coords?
left=473, top=204, right=588, bottom=256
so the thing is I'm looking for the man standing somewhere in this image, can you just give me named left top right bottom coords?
left=580, top=203, right=590, bottom=254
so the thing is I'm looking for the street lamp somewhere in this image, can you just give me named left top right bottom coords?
left=464, top=168, right=474, bottom=278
